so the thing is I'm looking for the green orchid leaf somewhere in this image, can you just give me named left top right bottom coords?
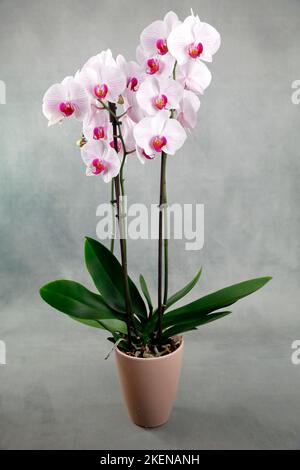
left=163, top=277, right=272, bottom=328
left=84, top=237, right=147, bottom=319
left=69, top=317, right=104, bottom=329
left=139, top=274, right=153, bottom=314
left=165, top=267, right=202, bottom=311
left=70, top=317, right=127, bottom=334
left=98, top=319, right=127, bottom=334
left=161, top=311, right=231, bottom=342
left=40, top=280, right=127, bottom=334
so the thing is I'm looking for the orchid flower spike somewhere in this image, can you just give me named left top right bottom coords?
left=81, top=140, right=120, bottom=182
left=136, top=76, right=184, bottom=115
left=133, top=110, right=186, bottom=157
left=168, top=14, right=221, bottom=65
left=42, top=76, right=89, bottom=127
left=79, top=49, right=126, bottom=103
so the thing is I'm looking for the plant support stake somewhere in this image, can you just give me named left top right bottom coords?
left=109, top=101, right=134, bottom=347
left=158, top=150, right=168, bottom=339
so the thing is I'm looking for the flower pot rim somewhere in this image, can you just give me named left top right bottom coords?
left=115, top=338, right=184, bottom=362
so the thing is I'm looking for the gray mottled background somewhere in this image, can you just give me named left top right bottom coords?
left=0, top=0, right=300, bottom=450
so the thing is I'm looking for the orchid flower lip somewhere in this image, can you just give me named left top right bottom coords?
left=94, top=83, right=108, bottom=99
left=142, top=149, right=156, bottom=160
left=110, top=139, right=122, bottom=153
left=156, top=38, right=168, bottom=55
left=151, top=135, right=167, bottom=152
left=59, top=101, right=75, bottom=117
left=188, top=42, right=203, bottom=59
left=93, top=126, right=106, bottom=139
left=146, top=58, right=160, bottom=75
left=92, top=158, right=106, bottom=175
left=127, top=76, right=139, bottom=91
left=153, top=94, right=168, bottom=110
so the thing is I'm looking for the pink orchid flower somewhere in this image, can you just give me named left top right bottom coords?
left=133, top=111, right=186, bottom=157
left=79, top=49, right=126, bottom=103
left=168, top=14, right=220, bottom=65
left=140, top=11, right=179, bottom=57
left=81, top=140, right=120, bottom=182
left=136, top=45, right=174, bottom=78
left=116, top=54, right=146, bottom=123
left=42, top=76, right=89, bottom=127
left=83, top=106, right=109, bottom=141
left=176, top=60, right=212, bottom=95
left=177, top=90, right=200, bottom=131
left=116, top=55, right=144, bottom=94
left=136, top=76, right=183, bottom=116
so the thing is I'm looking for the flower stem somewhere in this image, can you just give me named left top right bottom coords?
left=117, top=122, right=129, bottom=258
left=110, top=180, right=115, bottom=253
left=119, top=143, right=127, bottom=197
left=157, top=151, right=168, bottom=339
left=156, top=62, right=177, bottom=340
left=163, top=203, right=168, bottom=307
left=172, top=60, right=177, bottom=80
left=109, top=101, right=134, bottom=348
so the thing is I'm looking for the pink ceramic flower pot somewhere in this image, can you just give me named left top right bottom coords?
left=115, top=340, right=184, bottom=428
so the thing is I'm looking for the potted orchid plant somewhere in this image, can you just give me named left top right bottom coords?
left=40, top=10, right=271, bottom=427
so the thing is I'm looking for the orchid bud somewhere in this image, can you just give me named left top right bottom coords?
left=76, top=135, right=87, bottom=148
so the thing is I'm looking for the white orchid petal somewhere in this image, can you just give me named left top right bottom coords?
left=42, top=83, right=66, bottom=121
left=164, top=119, right=187, bottom=155
left=102, top=147, right=121, bottom=182
left=177, top=60, right=212, bottom=95
left=103, top=65, right=126, bottom=102
left=140, top=20, right=167, bottom=55
left=81, top=139, right=106, bottom=166
left=167, top=22, right=192, bottom=65
left=124, top=91, right=145, bottom=123
left=194, top=21, right=221, bottom=58
left=122, top=116, right=136, bottom=152
left=154, top=110, right=169, bottom=134
left=178, top=90, right=200, bottom=130
left=164, top=11, right=180, bottom=33
left=160, top=77, right=184, bottom=109
left=79, top=67, right=99, bottom=97
left=66, top=80, right=90, bottom=120
left=136, top=76, right=160, bottom=115
left=133, top=116, right=157, bottom=155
